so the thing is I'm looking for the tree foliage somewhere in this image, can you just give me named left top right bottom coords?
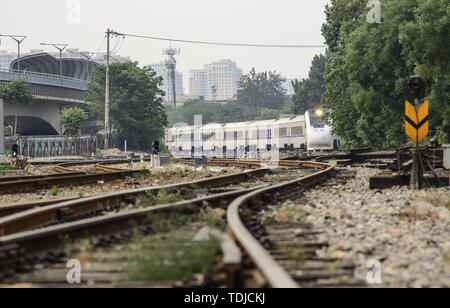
left=86, top=62, right=168, bottom=150
left=60, top=107, right=88, bottom=136
left=238, top=68, right=287, bottom=109
left=0, top=79, right=34, bottom=105
left=323, top=0, right=450, bottom=148
left=291, top=53, right=329, bottom=115
left=0, top=79, right=34, bottom=135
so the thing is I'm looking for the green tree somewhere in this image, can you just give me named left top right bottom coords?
left=0, top=79, right=34, bottom=135
left=60, top=107, right=88, bottom=136
left=238, top=68, right=287, bottom=109
left=322, top=0, right=450, bottom=148
left=86, top=62, right=167, bottom=150
left=291, top=53, right=329, bottom=115
left=321, top=0, right=367, bottom=53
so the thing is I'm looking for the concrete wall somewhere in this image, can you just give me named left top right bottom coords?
left=4, top=100, right=63, bottom=135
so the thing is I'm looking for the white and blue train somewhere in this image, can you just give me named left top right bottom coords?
left=165, top=108, right=340, bottom=158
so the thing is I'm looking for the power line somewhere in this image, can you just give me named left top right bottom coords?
left=110, top=31, right=326, bottom=49
left=112, top=36, right=125, bottom=55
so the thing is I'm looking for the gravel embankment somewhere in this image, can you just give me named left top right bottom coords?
left=270, top=166, right=449, bottom=288
left=309, top=167, right=449, bottom=287
left=0, top=164, right=241, bottom=206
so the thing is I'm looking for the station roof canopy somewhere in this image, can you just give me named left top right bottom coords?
left=10, top=53, right=98, bottom=80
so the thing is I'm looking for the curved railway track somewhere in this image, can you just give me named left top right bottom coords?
left=226, top=161, right=368, bottom=288
left=0, top=158, right=360, bottom=287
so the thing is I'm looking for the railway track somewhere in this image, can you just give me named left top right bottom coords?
left=226, top=161, right=368, bottom=288
left=0, top=159, right=323, bottom=286
left=0, top=158, right=371, bottom=288
left=0, top=164, right=149, bottom=194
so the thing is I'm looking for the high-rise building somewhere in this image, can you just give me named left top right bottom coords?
left=149, top=62, right=184, bottom=102
left=189, top=59, right=243, bottom=101
left=189, top=69, right=208, bottom=98
left=0, top=51, right=17, bottom=70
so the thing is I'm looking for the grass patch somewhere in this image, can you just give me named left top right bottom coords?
left=120, top=209, right=222, bottom=282
left=141, top=187, right=200, bottom=206
left=0, top=163, right=14, bottom=171
left=50, top=186, right=60, bottom=196
left=122, top=231, right=220, bottom=282
left=143, top=189, right=183, bottom=205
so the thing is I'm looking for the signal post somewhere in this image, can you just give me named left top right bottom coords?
left=405, top=75, right=428, bottom=189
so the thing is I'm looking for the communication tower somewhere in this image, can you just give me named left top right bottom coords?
left=163, top=47, right=180, bottom=107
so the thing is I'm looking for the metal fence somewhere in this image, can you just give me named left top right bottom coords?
left=4, top=135, right=117, bottom=157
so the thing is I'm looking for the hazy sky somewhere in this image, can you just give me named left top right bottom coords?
left=1, top=0, right=331, bottom=89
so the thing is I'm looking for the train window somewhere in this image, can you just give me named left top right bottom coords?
left=202, top=132, right=215, bottom=141
left=291, top=126, right=303, bottom=136
left=309, top=114, right=326, bottom=128
left=279, top=128, right=288, bottom=137
left=252, top=130, right=257, bottom=139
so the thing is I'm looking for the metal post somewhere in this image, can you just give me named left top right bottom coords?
left=59, top=50, right=63, bottom=76
left=0, top=99, right=4, bottom=154
left=40, top=43, right=68, bottom=76
left=105, top=29, right=111, bottom=149
left=17, top=42, right=21, bottom=71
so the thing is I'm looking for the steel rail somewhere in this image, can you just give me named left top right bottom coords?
left=0, top=171, right=86, bottom=183
left=95, top=165, right=129, bottom=173
left=0, top=169, right=149, bottom=194
left=227, top=161, right=334, bottom=288
left=0, top=166, right=268, bottom=236
left=0, top=198, right=77, bottom=218
left=54, top=165, right=77, bottom=173
left=0, top=185, right=268, bottom=261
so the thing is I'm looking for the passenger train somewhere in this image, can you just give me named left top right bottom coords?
left=165, top=108, right=339, bottom=159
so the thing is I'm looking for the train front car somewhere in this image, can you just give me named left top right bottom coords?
left=305, top=108, right=339, bottom=152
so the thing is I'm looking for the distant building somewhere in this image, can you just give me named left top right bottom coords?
left=189, top=59, right=243, bottom=101
left=149, top=61, right=184, bottom=103
left=0, top=51, right=16, bottom=70
left=284, top=79, right=296, bottom=96
left=189, top=69, right=208, bottom=98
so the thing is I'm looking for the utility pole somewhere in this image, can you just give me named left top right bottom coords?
left=0, top=35, right=26, bottom=71
left=212, top=85, right=217, bottom=122
left=104, top=28, right=111, bottom=149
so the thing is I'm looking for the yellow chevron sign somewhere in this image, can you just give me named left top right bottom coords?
left=405, top=100, right=429, bottom=143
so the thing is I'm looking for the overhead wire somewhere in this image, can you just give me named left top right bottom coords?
left=110, top=31, right=326, bottom=49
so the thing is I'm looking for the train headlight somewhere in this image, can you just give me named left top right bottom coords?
left=315, top=109, right=324, bottom=116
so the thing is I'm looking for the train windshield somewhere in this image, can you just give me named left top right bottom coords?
left=309, top=114, right=326, bottom=128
